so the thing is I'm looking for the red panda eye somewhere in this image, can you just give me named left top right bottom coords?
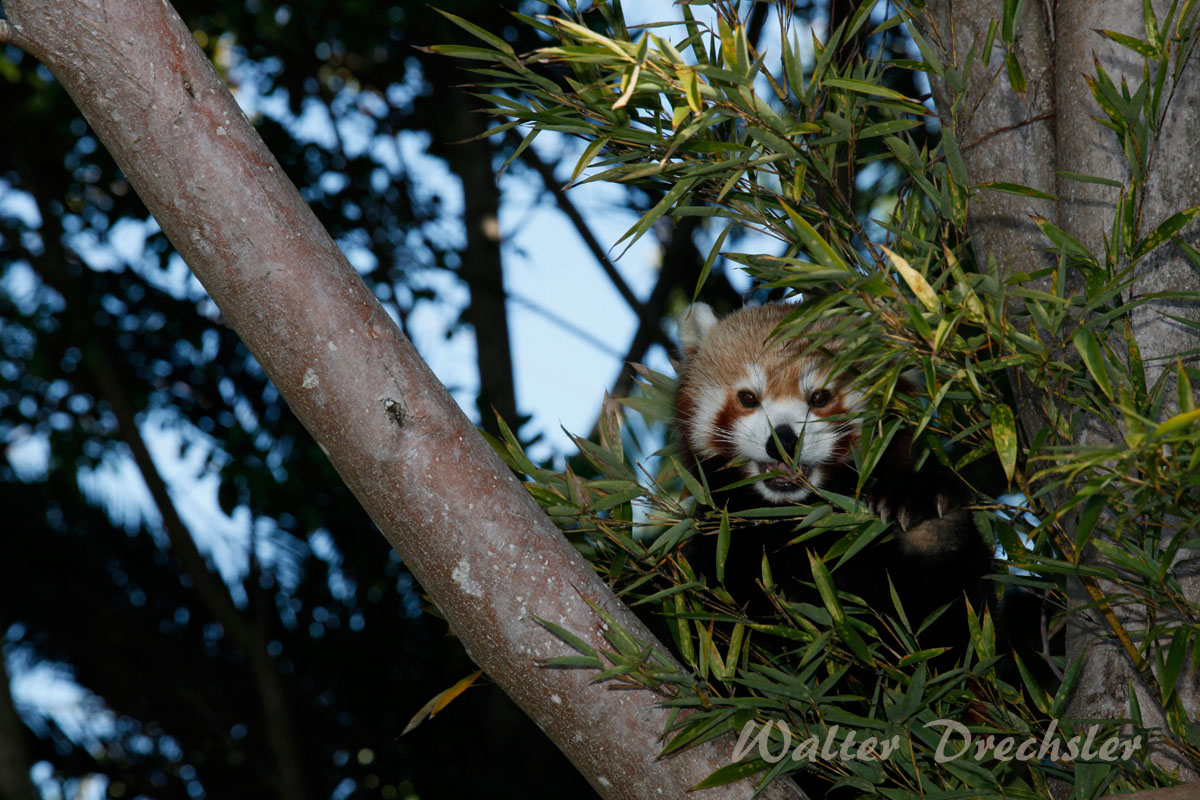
left=809, top=388, right=832, bottom=408
left=737, top=390, right=759, bottom=408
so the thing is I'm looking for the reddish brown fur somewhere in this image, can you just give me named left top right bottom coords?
left=675, top=304, right=858, bottom=469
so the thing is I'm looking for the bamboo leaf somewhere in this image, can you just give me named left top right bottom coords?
left=535, top=616, right=600, bottom=660
left=1160, top=628, right=1191, bottom=704
left=1132, top=204, right=1200, bottom=261
left=1151, top=407, right=1200, bottom=437
left=426, top=44, right=513, bottom=62
left=691, top=759, right=769, bottom=790
left=568, top=136, right=609, bottom=184
left=824, top=76, right=914, bottom=101
left=942, top=127, right=969, bottom=186
left=879, top=244, right=940, bottom=312
left=781, top=201, right=849, bottom=270
left=612, top=62, right=642, bottom=109
left=860, top=118, right=923, bottom=138
left=1032, top=215, right=1098, bottom=264
left=1002, top=0, right=1026, bottom=45
left=1145, top=0, right=1163, bottom=51
left=614, top=177, right=697, bottom=249
left=1005, top=52, right=1027, bottom=91
left=1096, top=28, right=1158, bottom=58
left=991, top=403, right=1019, bottom=481
left=979, top=181, right=1057, bottom=200
left=678, top=66, right=702, bottom=113
left=434, top=9, right=515, bottom=55
left=905, top=20, right=945, bottom=76
left=984, top=19, right=999, bottom=66
left=716, top=509, right=730, bottom=585
left=808, top=551, right=844, bottom=625
left=1073, top=328, right=1115, bottom=400
left=1178, top=356, right=1195, bottom=412
left=694, top=221, right=734, bottom=302
left=402, top=670, right=484, bottom=735
left=1057, top=170, right=1124, bottom=187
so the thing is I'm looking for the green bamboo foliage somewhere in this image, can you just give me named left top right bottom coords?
left=452, top=1, right=1200, bottom=795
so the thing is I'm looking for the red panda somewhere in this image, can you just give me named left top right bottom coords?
left=674, top=301, right=993, bottom=652
left=676, top=301, right=860, bottom=507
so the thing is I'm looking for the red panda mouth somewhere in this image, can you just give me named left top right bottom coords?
left=756, top=461, right=806, bottom=490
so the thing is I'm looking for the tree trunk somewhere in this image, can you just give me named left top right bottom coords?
left=0, top=2, right=804, bottom=797
left=920, top=0, right=1200, bottom=781
left=429, top=88, right=520, bottom=437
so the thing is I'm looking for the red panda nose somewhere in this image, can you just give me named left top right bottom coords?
left=765, top=425, right=799, bottom=461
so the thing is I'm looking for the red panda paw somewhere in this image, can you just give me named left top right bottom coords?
left=867, top=474, right=968, bottom=532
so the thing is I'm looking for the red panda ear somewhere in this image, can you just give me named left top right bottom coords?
left=677, top=302, right=717, bottom=359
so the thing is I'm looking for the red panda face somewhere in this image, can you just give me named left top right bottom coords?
left=675, top=303, right=862, bottom=504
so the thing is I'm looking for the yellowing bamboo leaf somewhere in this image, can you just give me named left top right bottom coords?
left=878, top=244, right=940, bottom=312
left=402, top=670, right=484, bottom=735
left=1096, top=28, right=1158, bottom=58
left=781, top=201, right=848, bottom=270
left=1152, top=408, right=1200, bottom=438
left=1178, top=357, right=1195, bottom=413
left=1132, top=204, right=1200, bottom=261
left=991, top=403, right=1018, bottom=482
left=612, top=62, right=641, bottom=109
left=677, top=65, right=702, bottom=113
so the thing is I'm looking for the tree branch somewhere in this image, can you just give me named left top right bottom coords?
left=432, top=91, right=519, bottom=436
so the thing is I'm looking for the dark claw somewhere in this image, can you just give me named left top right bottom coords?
left=868, top=472, right=967, bottom=532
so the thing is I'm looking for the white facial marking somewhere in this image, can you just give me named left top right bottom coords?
left=690, top=368, right=862, bottom=502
